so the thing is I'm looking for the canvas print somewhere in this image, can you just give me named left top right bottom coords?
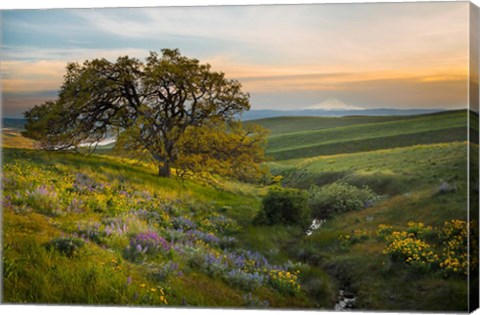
left=1, top=1, right=479, bottom=312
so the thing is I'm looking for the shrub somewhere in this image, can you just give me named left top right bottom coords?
left=377, top=221, right=473, bottom=275
left=439, top=220, right=469, bottom=275
left=376, top=224, right=394, bottom=239
left=308, top=181, right=379, bottom=218
left=224, top=269, right=265, bottom=291
left=255, top=187, right=311, bottom=229
left=46, top=236, right=85, bottom=257
left=382, top=230, right=439, bottom=271
left=267, top=269, right=301, bottom=295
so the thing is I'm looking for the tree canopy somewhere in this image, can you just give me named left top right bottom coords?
left=23, top=49, right=268, bottom=180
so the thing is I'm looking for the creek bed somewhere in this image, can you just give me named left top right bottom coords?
left=334, top=289, right=357, bottom=311
left=306, top=219, right=326, bottom=236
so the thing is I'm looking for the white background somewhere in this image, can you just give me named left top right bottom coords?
left=0, top=1, right=479, bottom=315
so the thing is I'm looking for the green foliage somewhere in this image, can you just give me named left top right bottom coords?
left=308, top=181, right=379, bottom=218
left=174, top=120, right=269, bottom=182
left=378, top=220, right=477, bottom=276
left=22, top=100, right=80, bottom=151
left=255, top=187, right=311, bottom=229
left=46, top=236, right=85, bottom=257
left=23, top=49, right=267, bottom=180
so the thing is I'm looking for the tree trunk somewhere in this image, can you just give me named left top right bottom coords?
left=158, top=161, right=171, bottom=177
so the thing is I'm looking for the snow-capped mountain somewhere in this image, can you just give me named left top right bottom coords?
left=304, top=98, right=365, bottom=111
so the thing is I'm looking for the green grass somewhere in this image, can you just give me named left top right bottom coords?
left=247, top=113, right=436, bottom=136
left=269, top=142, right=468, bottom=195
left=265, top=142, right=471, bottom=311
left=2, top=130, right=35, bottom=149
left=270, top=127, right=466, bottom=160
left=2, top=109, right=473, bottom=311
left=264, top=110, right=466, bottom=160
left=3, top=148, right=319, bottom=308
left=260, top=110, right=471, bottom=311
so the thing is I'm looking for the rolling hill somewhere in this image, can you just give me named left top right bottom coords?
left=241, top=108, right=445, bottom=121
left=257, top=109, right=473, bottom=311
left=251, top=110, right=467, bottom=160
left=2, top=109, right=475, bottom=311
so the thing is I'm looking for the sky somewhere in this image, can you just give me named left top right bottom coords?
left=1, top=2, right=470, bottom=117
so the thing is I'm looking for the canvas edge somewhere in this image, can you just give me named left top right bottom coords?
left=469, top=2, right=480, bottom=313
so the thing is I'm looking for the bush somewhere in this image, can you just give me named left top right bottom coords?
left=224, top=269, right=265, bottom=291
left=255, top=187, right=311, bottom=230
left=46, top=236, right=85, bottom=257
left=308, top=181, right=379, bottom=219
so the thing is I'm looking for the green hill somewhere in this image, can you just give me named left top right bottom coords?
left=261, top=110, right=466, bottom=160
left=248, top=114, right=422, bottom=136
left=2, top=109, right=473, bottom=311
left=257, top=110, right=472, bottom=311
left=2, top=148, right=322, bottom=308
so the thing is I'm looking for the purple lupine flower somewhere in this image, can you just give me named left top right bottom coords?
left=76, top=221, right=103, bottom=243
left=103, top=218, right=129, bottom=237
left=186, top=229, right=220, bottom=245
left=105, top=225, right=113, bottom=236
left=172, top=217, right=196, bottom=230
left=129, top=231, right=170, bottom=255
left=67, top=197, right=84, bottom=213
left=27, top=185, right=57, bottom=199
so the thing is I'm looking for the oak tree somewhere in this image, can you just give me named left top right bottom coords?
left=24, top=49, right=267, bottom=180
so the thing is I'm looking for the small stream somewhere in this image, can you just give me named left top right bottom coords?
left=334, top=289, right=357, bottom=311
left=306, top=219, right=326, bottom=236
left=305, top=219, right=358, bottom=310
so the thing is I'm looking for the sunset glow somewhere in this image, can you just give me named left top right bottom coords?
left=1, top=2, right=470, bottom=116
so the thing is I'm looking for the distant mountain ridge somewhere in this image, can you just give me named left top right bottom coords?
left=304, top=98, right=365, bottom=111
left=240, top=108, right=445, bottom=121
left=3, top=108, right=447, bottom=129
left=3, top=118, right=26, bottom=130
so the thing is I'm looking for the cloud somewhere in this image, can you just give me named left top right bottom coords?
left=250, top=75, right=467, bottom=110
left=1, top=48, right=151, bottom=92
left=2, top=60, right=66, bottom=92
left=70, top=3, right=468, bottom=69
left=1, top=2, right=470, bottom=115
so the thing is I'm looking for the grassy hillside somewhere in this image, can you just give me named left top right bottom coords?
left=269, top=142, right=467, bottom=195
left=278, top=140, right=473, bottom=310
left=2, top=129, right=35, bottom=149
left=246, top=114, right=419, bottom=136
left=259, top=110, right=472, bottom=311
left=2, top=148, right=329, bottom=308
left=2, top=109, right=473, bottom=311
left=262, top=110, right=466, bottom=160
